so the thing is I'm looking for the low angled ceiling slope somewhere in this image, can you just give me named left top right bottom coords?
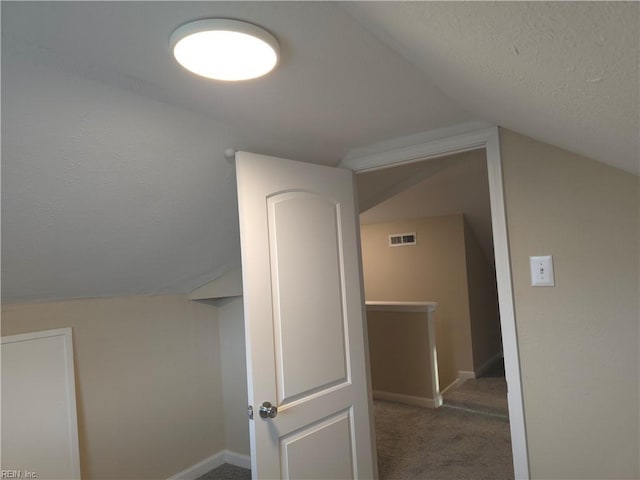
left=358, top=150, right=494, bottom=265
left=2, top=2, right=638, bottom=303
left=2, top=2, right=469, bottom=165
left=1, top=2, right=470, bottom=302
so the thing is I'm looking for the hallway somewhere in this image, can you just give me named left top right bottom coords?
left=375, top=362, right=513, bottom=480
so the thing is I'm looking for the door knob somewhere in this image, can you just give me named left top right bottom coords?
left=259, top=401, right=278, bottom=419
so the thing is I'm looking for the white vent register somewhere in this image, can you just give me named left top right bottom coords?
left=389, top=232, right=416, bottom=247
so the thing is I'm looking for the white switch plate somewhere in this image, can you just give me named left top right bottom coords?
left=530, top=255, right=555, bottom=286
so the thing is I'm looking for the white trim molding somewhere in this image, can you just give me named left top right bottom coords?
left=225, top=451, right=252, bottom=470
left=343, top=125, right=530, bottom=480
left=365, top=300, right=437, bottom=313
left=475, top=352, right=504, bottom=378
left=340, top=121, right=495, bottom=173
left=188, top=267, right=243, bottom=301
left=166, top=450, right=251, bottom=480
left=166, top=451, right=225, bottom=480
left=373, top=390, right=442, bottom=409
left=458, top=353, right=504, bottom=381
left=439, top=378, right=462, bottom=396
left=458, top=370, right=477, bottom=381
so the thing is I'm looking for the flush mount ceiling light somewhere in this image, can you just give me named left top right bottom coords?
left=170, top=19, right=279, bottom=81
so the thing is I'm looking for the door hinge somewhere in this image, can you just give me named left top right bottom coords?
left=248, top=405, right=254, bottom=420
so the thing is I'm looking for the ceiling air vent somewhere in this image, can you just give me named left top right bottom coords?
left=389, top=232, right=417, bottom=247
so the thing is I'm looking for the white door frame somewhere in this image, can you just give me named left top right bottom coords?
left=340, top=125, right=530, bottom=480
left=1, top=327, right=82, bottom=479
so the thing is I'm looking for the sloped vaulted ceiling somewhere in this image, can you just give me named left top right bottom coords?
left=345, top=1, right=640, bottom=174
left=2, top=2, right=638, bottom=303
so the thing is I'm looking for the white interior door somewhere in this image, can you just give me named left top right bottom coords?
left=1, top=328, right=81, bottom=479
left=236, top=152, right=377, bottom=480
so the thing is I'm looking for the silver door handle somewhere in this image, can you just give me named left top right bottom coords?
left=259, top=401, right=278, bottom=419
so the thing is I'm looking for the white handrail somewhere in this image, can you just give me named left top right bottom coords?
left=365, top=301, right=437, bottom=313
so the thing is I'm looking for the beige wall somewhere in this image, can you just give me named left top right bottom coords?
left=360, top=215, right=471, bottom=389
left=463, top=218, right=502, bottom=369
left=500, top=129, right=640, bottom=479
left=1, top=295, right=225, bottom=480
left=360, top=215, right=503, bottom=390
left=367, top=311, right=434, bottom=398
left=217, top=297, right=250, bottom=456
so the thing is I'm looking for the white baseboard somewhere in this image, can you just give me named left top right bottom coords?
left=167, top=450, right=251, bottom=480
left=458, top=353, right=504, bottom=382
left=225, top=450, right=251, bottom=469
left=475, top=352, right=503, bottom=378
left=439, top=378, right=461, bottom=396
left=458, top=370, right=476, bottom=381
left=373, top=389, right=442, bottom=408
left=167, top=451, right=225, bottom=480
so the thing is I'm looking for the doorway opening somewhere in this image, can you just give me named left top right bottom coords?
left=349, top=131, right=525, bottom=479
left=230, top=126, right=527, bottom=479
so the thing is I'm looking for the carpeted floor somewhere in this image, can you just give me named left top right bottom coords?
left=198, top=370, right=513, bottom=480
left=195, top=463, right=251, bottom=480
left=374, top=399, right=513, bottom=480
left=442, top=377, right=509, bottom=418
left=374, top=359, right=513, bottom=480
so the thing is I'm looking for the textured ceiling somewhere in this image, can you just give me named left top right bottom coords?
left=345, top=1, right=640, bottom=174
left=2, top=2, right=469, bottom=165
left=1, top=2, right=470, bottom=303
left=358, top=150, right=494, bottom=265
left=2, top=2, right=638, bottom=303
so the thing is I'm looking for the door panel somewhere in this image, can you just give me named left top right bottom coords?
left=236, top=152, right=377, bottom=479
left=281, top=410, right=355, bottom=480
left=268, top=191, right=348, bottom=404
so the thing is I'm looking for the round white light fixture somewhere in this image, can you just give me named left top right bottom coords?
left=170, top=19, right=279, bottom=81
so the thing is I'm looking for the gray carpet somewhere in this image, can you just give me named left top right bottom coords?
left=442, top=377, right=509, bottom=418
left=197, top=375, right=513, bottom=480
left=374, top=400, right=514, bottom=480
left=195, top=463, right=251, bottom=480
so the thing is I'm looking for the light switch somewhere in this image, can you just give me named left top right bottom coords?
left=530, top=255, right=555, bottom=286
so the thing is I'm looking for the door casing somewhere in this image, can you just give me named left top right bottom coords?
left=340, top=124, right=530, bottom=480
